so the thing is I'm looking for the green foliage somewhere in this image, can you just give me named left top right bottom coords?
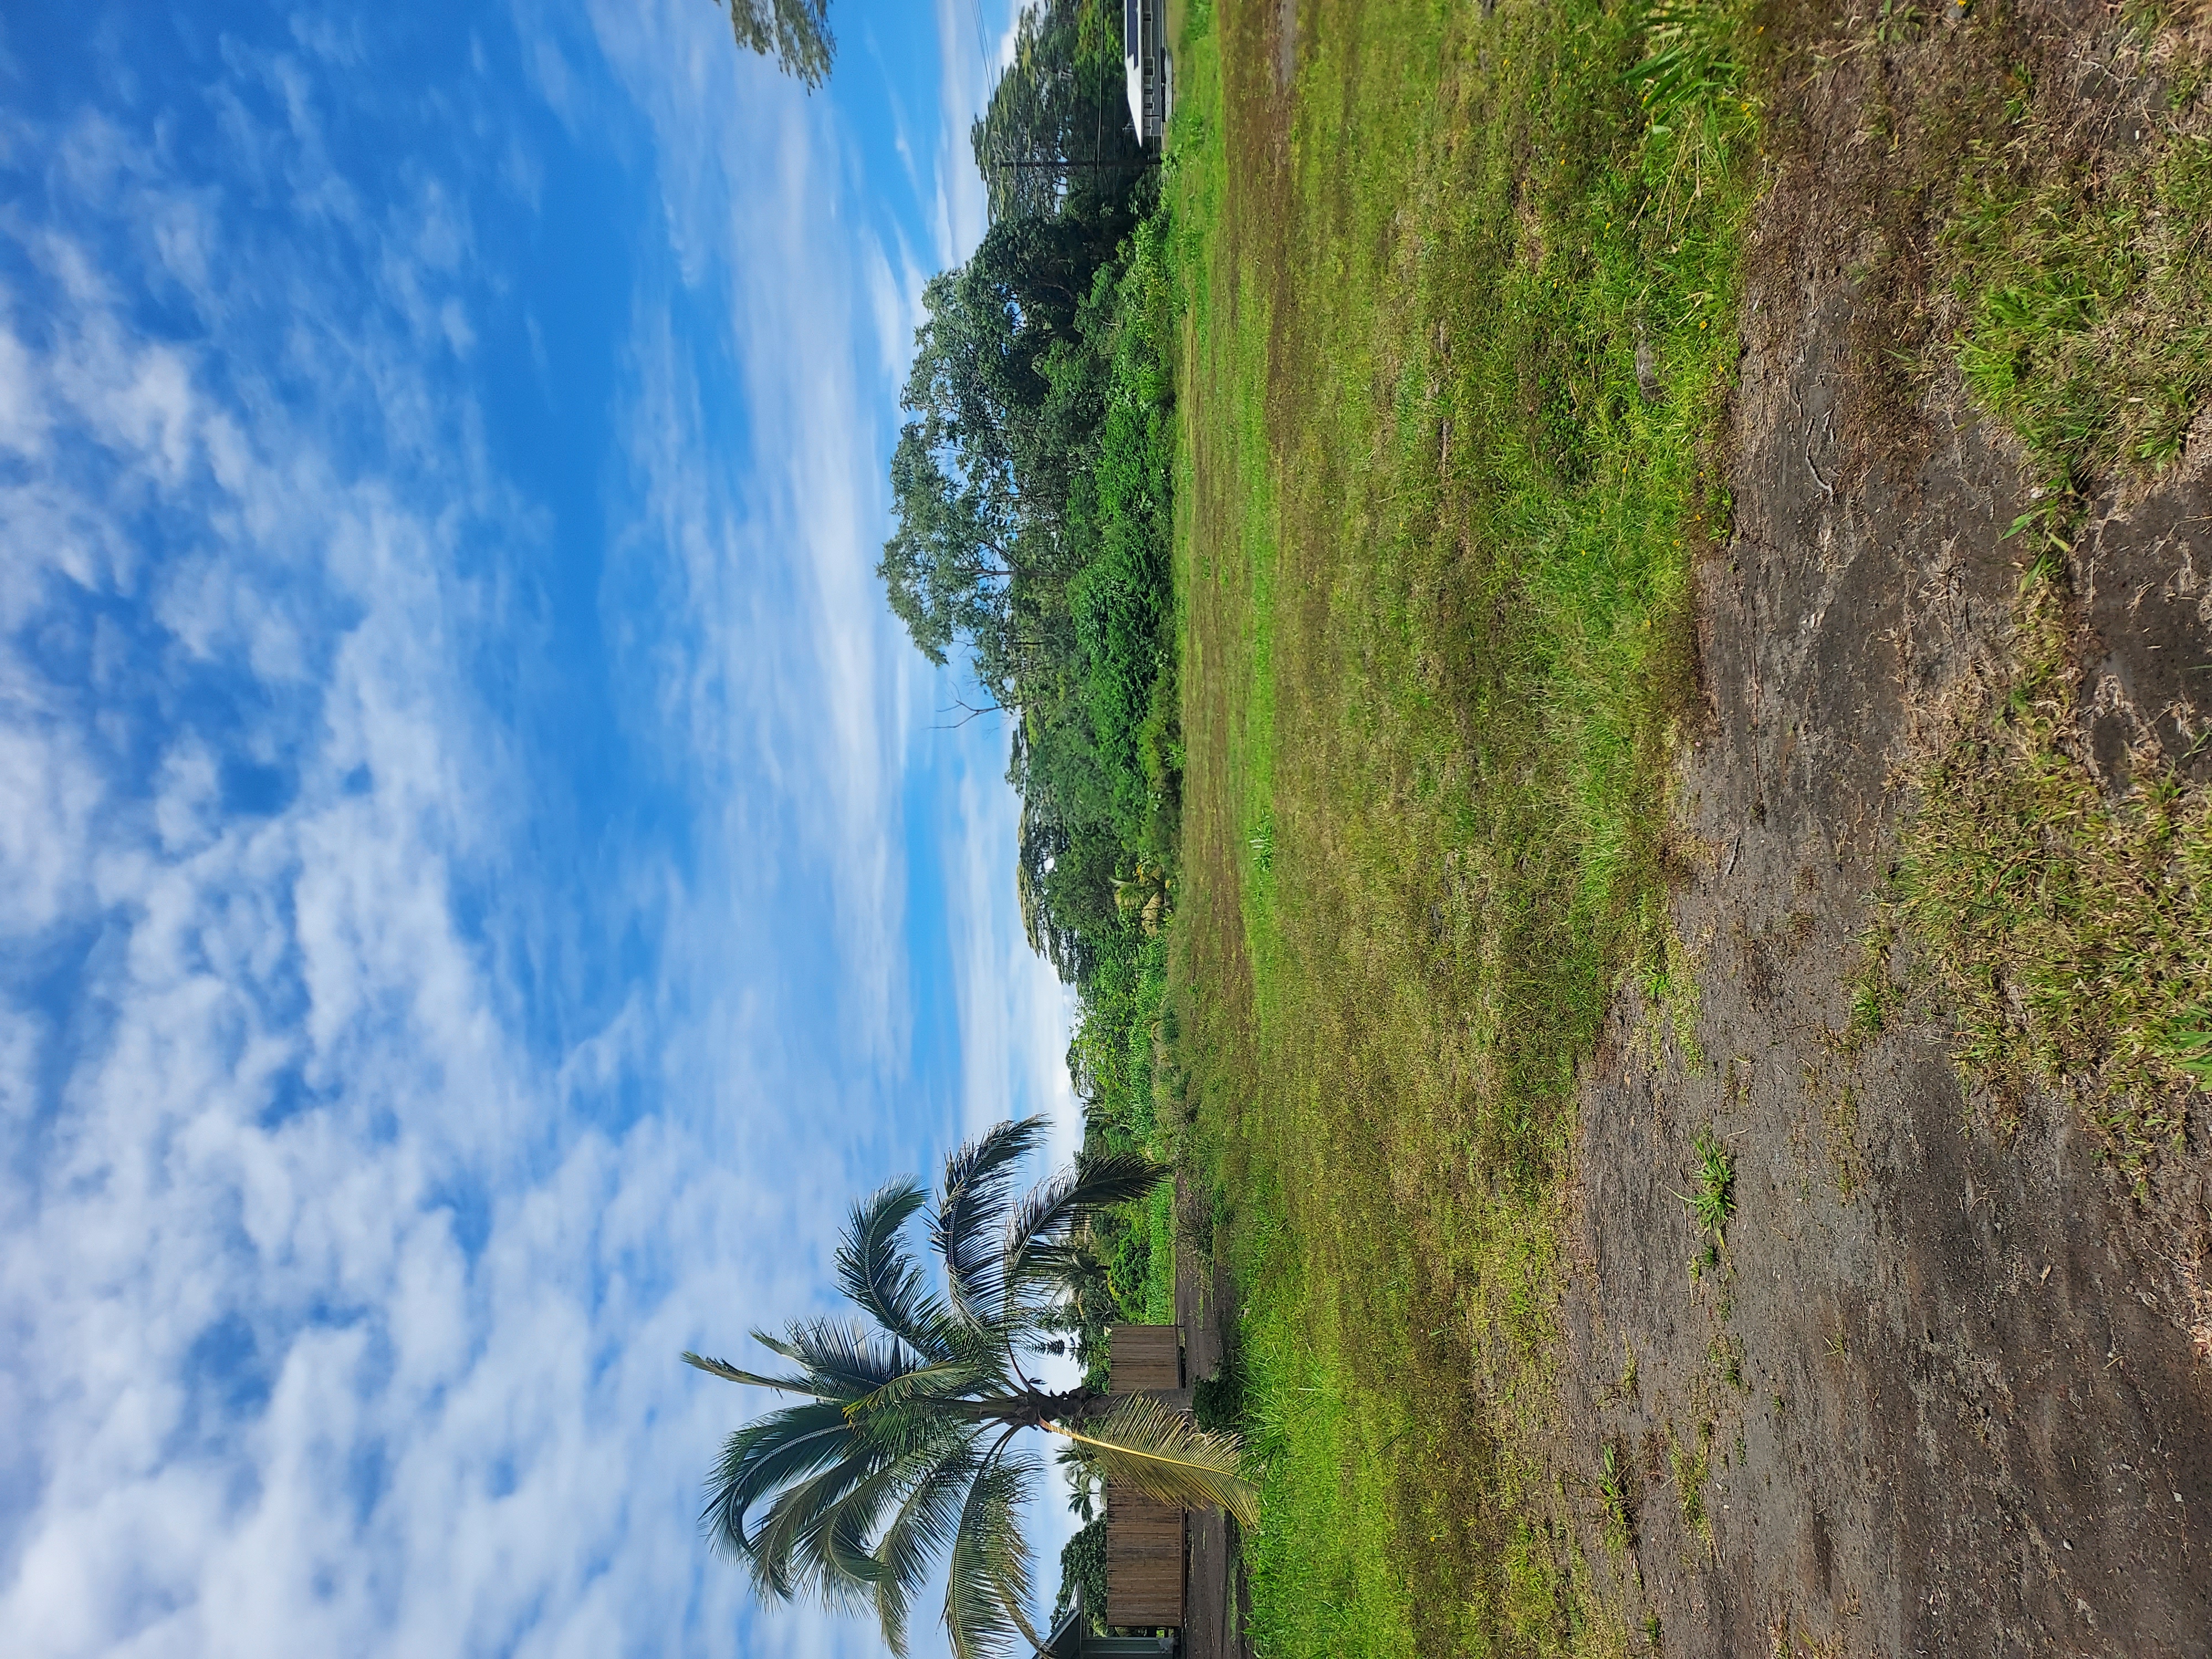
left=1067, top=234, right=1180, bottom=852
left=973, top=0, right=1152, bottom=225
left=1068, top=931, right=1169, bottom=1142
left=1191, top=1341, right=1246, bottom=1434
left=881, top=202, right=1141, bottom=691
left=883, top=54, right=1177, bottom=1004
left=881, top=14, right=1185, bottom=1408
left=712, top=0, right=833, bottom=88
left=1947, top=124, right=2212, bottom=533
left=1629, top=0, right=1744, bottom=123
left=1051, top=1517, right=1107, bottom=1625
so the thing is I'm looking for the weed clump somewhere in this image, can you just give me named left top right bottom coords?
left=1947, top=124, right=2212, bottom=527
left=1676, top=1128, right=1736, bottom=1239
left=1598, top=1441, right=1636, bottom=1558
left=1670, top=1425, right=1714, bottom=1543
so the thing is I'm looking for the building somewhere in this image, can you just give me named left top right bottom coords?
left=1124, top=0, right=1172, bottom=143
left=1035, top=1593, right=1178, bottom=1659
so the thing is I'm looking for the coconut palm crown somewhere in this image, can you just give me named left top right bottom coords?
left=683, top=1116, right=1258, bottom=1659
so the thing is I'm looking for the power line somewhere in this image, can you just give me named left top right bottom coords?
left=966, top=0, right=994, bottom=88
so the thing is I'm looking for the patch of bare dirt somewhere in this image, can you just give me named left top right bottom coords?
left=1556, top=3, right=2212, bottom=1652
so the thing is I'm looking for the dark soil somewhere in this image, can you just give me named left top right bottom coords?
left=1554, top=5, right=2212, bottom=1651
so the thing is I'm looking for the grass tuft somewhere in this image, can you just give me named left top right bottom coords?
left=1597, top=1441, right=1636, bottom=1558
left=1891, top=571, right=2211, bottom=1183
left=1674, top=1129, right=1735, bottom=1239
left=1668, top=1425, right=1714, bottom=1545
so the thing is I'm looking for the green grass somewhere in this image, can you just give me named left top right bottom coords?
left=1161, top=0, right=1763, bottom=1650
left=1890, top=572, right=2212, bottom=1186
left=1597, top=1442, right=1635, bottom=1561
left=1946, top=116, right=2212, bottom=529
left=1668, top=1426, right=1713, bottom=1547
left=1675, top=1130, right=1735, bottom=1239
left=1875, top=45, right=2212, bottom=1187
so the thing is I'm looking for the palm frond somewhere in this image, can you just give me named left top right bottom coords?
left=1003, top=1150, right=1168, bottom=1293
left=784, top=1422, right=973, bottom=1613
left=682, top=1350, right=829, bottom=1396
left=874, top=1441, right=985, bottom=1657
left=843, top=1359, right=980, bottom=1423
left=942, top=1448, right=1043, bottom=1659
left=1050, top=1394, right=1259, bottom=1528
left=754, top=1318, right=927, bottom=1398
left=745, top=1443, right=888, bottom=1605
left=838, top=1180, right=956, bottom=1359
left=702, top=1400, right=858, bottom=1558
left=933, top=1117, right=1047, bottom=1324
left=823, top=1499, right=888, bottom=1594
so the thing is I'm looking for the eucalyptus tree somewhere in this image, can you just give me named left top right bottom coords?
left=712, top=0, right=833, bottom=88
left=684, top=1118, right=1255, bottom=1659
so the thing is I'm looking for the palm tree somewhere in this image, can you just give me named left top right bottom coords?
left=683, top=1117, right=1257, bottom=1659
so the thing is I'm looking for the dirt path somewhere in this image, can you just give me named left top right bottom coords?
left=1555, top=8, right=2212, bottom=1652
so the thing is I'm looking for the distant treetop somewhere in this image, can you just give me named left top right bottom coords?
left=971, top=0, right=1148, bottom=225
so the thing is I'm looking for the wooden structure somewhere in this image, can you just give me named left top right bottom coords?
left=1105, top=1487, right=1186, bottom=1629
left=1036, top=1600, right=1174, bottom=1658
left=1107, top=1322, right=1181, bottom=1393
left=1103, top=1324, right=1186, bottom=1632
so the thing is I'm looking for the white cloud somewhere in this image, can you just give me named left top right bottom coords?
left=0, top=3, right=1079, bottom=1655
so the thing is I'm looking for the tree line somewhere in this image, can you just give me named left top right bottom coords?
left=883, top=0, right=1181, bottom=1363
left=726, top=1, right=1179, bottom=1259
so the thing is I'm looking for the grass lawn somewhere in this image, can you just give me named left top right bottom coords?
left=1100, top=0, right=2212, bottom=1646
left=1156, top=0, right=1763, bottom=1651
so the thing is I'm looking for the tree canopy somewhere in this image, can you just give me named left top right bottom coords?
left=692, top=1, right=1197, bottom=1647
left=880, top=201, right=1138, bottom=696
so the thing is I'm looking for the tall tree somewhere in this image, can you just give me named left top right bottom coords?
left=880, top=205, right=1138, bottom=701
left=713, top=0, right=834, bottom=89
left=685, top=1118, right=1256, bottom=1659
left=972, top=0, right=1149, bottom=223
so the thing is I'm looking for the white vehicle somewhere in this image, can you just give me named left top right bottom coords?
left=1123, top=0, right=1172, bottom=143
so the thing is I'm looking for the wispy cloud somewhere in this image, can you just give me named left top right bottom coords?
left=929, top=0, right=1001, bottom=267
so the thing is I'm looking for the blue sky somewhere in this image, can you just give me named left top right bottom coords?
left=0, top=2, right=1083, bottom=1653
